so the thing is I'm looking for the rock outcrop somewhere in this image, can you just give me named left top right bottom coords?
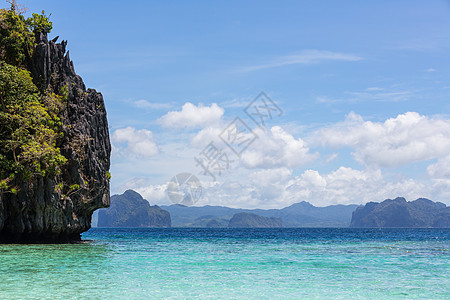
left=350, top=197, right=449, bottom=228
left=228, top=212, right=282, bottom=228
left=98, top=190, right=171, bottom=228
left=0, top=31, right=111, bottom=242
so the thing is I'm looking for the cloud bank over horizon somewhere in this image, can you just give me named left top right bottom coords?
left=110, top=102, right=450, bottom=208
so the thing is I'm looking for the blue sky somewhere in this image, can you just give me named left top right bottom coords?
left=17, top=1, right=450, bottom=207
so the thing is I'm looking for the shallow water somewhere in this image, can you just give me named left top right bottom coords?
left=0, top=228, right=449, bottom=299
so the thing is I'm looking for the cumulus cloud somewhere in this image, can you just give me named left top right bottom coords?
left=240, top=126, right=318, bottom=169
left=427, top=155, right=450, bottom=179
left=115, top=178, right=170, bottom=205
left=117, top=163, right=450, bottom=209
left=112, top=127, right=159, bottom=158
left=315, top=112, right=450, bottom=167
left=260, top=166, right=431, bottom=207
left=158, top=102, right=224, bottom=129
left=135, top=183, right=169, bottom=204
left=190, top=126, right=224, bottom=148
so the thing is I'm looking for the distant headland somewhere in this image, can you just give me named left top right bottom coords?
left=94, top=190, right=449, bottom=228
left=350, top=197, right=449, bottom=228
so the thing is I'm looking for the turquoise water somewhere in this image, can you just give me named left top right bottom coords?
left=0, top=228, right=449, bottom=299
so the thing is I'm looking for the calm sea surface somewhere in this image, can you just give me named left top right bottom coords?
left=0, top=228, right=449, bottom=299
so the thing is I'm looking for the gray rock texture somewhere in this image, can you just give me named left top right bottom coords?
left=0, top=32, right=111, bottom=242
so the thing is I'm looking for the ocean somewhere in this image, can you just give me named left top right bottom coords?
left=0, top=228, right=449, bottom=299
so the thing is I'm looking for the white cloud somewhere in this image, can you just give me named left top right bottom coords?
left=158, top=102, right=224, bottom=129
left=316, top=96, right=338, bottom=104
left=281, top=167, right=431, bottom=207
left=317, top=87, right=414, bottom=104
left=345, top=90, right=412, bottom=102
left=190, top=126, right=224, bottom=148
left=112, top=127, right=159, bottom=158
left=366, top=87, right=384, bottom=91
left=135, top=184, right=169, bottom=205
left=133, top=99, right=172, bottom=110
left=125, top=165, right=442, bottom=208
left=238, top=50, right=362, bottom=72
left=325, top=153, right=339, bottom=163
left=248, top=168, right=294, bottom=206
left=115, top=178, right=171, bottom=205
left=116, top=149, right=450, bottom=208
left=316, top=112, right=450, bottom=167
left=240, top=126, right=318, bottom=169
left=427, top=155, right=450, bottom=179
left=220, top=97, right=252, bottom=108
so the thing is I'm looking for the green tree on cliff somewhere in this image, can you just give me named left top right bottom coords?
left=0, top=3, right=65, bottom=193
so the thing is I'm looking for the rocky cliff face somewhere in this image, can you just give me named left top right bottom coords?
left=350, top=197, right=449, bottom=228
left=228, top=212, right=282, bottom=228
left=98, top=190, right=171, bottom=228
left=0, top=32, right=111, bottom=242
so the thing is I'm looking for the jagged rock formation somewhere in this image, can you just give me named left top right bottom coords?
left=98, top=190, right=171, bottom=228
left=228, top=212, right=282, bottom=228
left=350, top=197, right=449, bottom=228
left=0, top=31, right=111, bottom=242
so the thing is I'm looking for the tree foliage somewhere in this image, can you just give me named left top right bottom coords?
left=0, top=3, right=52, bottom=66
left=0, top=63, right=66, bottom=191
left=0, top=3, right=64, bottom=193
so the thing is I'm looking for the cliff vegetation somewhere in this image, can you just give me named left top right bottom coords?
left=0, top=2, right=111, bottom=242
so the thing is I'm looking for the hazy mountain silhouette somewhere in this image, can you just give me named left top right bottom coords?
left=350, top=197, right=449, bottom=228
left=161, top=201, right=359, bottom=227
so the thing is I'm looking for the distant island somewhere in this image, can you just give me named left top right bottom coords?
left=228, top=212, right=282, bottom=228
left=93, top=190, right=358, bottom=228
left=350, top=197, right=449, bottom=228
left=161, top=200, right=359, bottom=228
left=92, top=190, right=450, bottom=228
left=98, top=190, right=170, bottom=228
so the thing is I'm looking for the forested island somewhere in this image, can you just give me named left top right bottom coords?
left=95, top=190, right=449, bottom=229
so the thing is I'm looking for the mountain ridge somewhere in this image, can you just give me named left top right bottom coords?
left=161, top=201, right=359, bottom=227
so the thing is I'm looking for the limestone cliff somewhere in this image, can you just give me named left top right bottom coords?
left=350, top=197, right=449, bottom=228
left=0, top=31, right=111, bottom=242
left=98, top=190, right=171, bottom=228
